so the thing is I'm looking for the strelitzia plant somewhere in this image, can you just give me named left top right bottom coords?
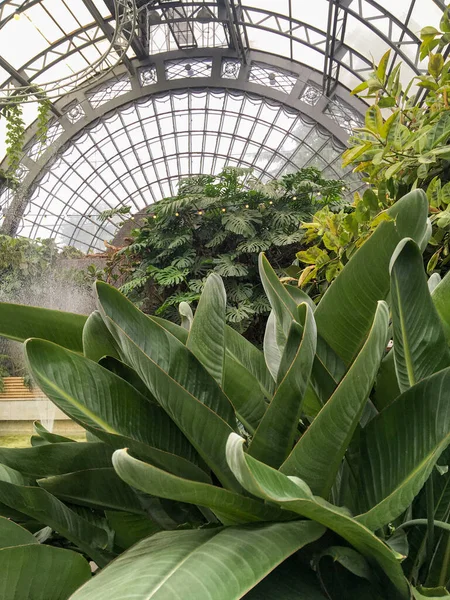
left=1, top=189, right=450, bottom=599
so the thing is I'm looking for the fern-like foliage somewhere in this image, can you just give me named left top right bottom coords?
left=107, top=166, right=347, bottom=343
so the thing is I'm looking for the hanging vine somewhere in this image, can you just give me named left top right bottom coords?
left=0, top=93, right=51, bottom=188
left=0, top=98, right=25, bottom=186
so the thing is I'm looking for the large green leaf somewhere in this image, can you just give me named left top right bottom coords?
left=0, top=442, right=113, bottom=478
left=0, top=544, right=90, bottom=600
left=244, top=558, right=326, bottom=599
left=263, top=310, right=284, bottom=381
left=373, top=350, right=400, bottom=412
left=356, top=368, right=450, bottom=531
left=98, top=356, right=156, bottom=403
left=432, top=270, right=450, bottom=342
left=0, top=516, right=38, bottom=548
left=225, top=324, right=275, bottom=397
left=187, top=273, right=226, bottom=386
left=259, top=253, right=340, bottom=401
left=70, top=521, right=325, bottom=600
left=96, top=281, right=240, bottom=491
left=33, top=421, right=75, bottom=444
left=249, top=304, right=316, bottom=468
left=0, top=302, right=86, bottom=352
left=222, top=354, right=267, bottom=434
left=25, top=339, right=205, bottom=481
left=0, top=478, right=108, bottom=563
left=390, top=239, right=450, bottom=391
left=38, top=468, right=146, bottom=514
left=226, top=434, right=409, bottom=598
left=82, top=310, right=120, bottom=362
left=280, top=301, right=389, bottom=497
left=105, top=511, right=161, bottom=550
left=113, top=449, right=293, bottom=526
left=314, top=189, right=429, bottom=365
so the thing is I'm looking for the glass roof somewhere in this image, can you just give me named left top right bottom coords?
left=0, top=0, right=446, bottom=249
left=2, top=89, right=361, bottom=251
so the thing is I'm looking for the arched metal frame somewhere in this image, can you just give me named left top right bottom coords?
left=0, top=48, right=368, bottom=250
left=0, top=0, right=445, bottom=250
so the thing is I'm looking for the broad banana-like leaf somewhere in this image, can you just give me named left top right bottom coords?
left=225, top=324, right=275, bottom=397
left=280, top=302, right=389, bottom=498
left=356, top=368, right=450, bottom=531
left=0, top=516, right=38, bottom=548
left=314, top=189, right=429, bottom=365
left=82, top=310, right=120, bottom=362
left=113, top=449, right=293, bottom=526
left=0, top=442, right=113, bottom=477
left=33, top=421, right=75, bottom=444
left=259, top=254, right=340, bottom=401
left=179, top=302, right=194, bottom=330
left=390, top=239, right=450, bottom=391
left=373, top=350, right=400, bottom=412
left=285, top=284, right=317, bottom=311
left=150, top=315, right=189, bottom=343
left=249, top=304, right=316, bottom=468
left=263, top=310, right=283, bottom=381
left=98, top=356, right=156, bottom=403
left=105, top=511, right=161, bottom=550
left=70, top=521, right=325, bottom=600
left=244, top=558, right=326, bottom=599
left=226, top=434, right=409, bottom=599
left=38, top=468, right=146, bottom=514
left=187, top=273, right=226, bottom=386
left=432, top=270, right=450, bottom=342
left=0, top=302, right=86, bottom=352
left=0, top=479, right=108, bottom=563
left=428, top=273, right=442, bottom=293
left=25, top=339, right=205, bottom=480
left=0, top=544, right=90, bottom=600
left=96, top=281, right=240, bottom=492
left=413, top=588, right=450, bottom=599
left=223, top=354, right=267, bottom=434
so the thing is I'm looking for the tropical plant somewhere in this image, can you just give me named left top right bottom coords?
left=1, top=189, right=450, bottom=597
left=341, top=6, right=450, bottom=276
left=107, top=166, right=346, bottom=342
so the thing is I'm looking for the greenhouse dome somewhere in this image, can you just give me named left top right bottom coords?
left=3, top=3, right=450, bottom=599
left=0, top=0, right=444, bottom=250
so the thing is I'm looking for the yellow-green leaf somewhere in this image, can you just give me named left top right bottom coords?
left=365, top=105, right=384, bottom=134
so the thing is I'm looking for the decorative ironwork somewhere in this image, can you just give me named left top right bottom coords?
left=87, top=75, right=133, bottom=109
left=248, top=62, right=297, bottom=95
left=64, top=102, right=86, bottom=124
left=139, top=66, right=158, bottom=86
left=299, top=83, right=323, bottom=107
left=324, top=95, right=364, bottom=135
left=165, top=57, right=213, bottom=80
left=26, top=122, right=64, bottom=160
left=221, top=58, right=241, bottom=79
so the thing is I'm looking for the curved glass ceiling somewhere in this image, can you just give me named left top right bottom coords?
left=9, top=88, right=360, bottom=251
left=0, top=0, right=445, bottom=250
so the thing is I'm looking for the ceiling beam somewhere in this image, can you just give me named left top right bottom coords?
left=0, top=55, right=61, bottom=117
left=101, top=0, right=148, bottom=59
left=218, top=0, right=248, bottom=63
left=80, top=0, right=138, bottom=74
